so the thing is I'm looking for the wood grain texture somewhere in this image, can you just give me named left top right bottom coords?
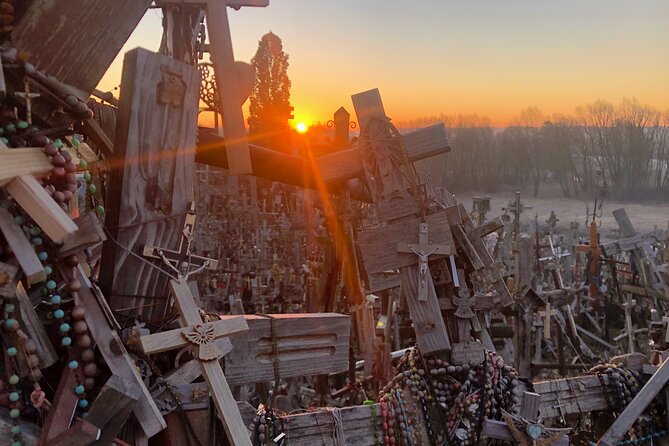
left=206, top=0, right=252, bottom=174
left=534, top=374, right=622, bottom=418
left=0, top=147, right=52, bottom=186
left=5, top=175, right=78, bottom=243
left=401, top=264, right=451, bottom=354
left=100, top=48, right=200, bottom=322
left=87, top=375, right=141, bottom=446
left=140, top=316, right=248, bottom=355
left=15, top=282, right=58, bottom=368
left=38, top=368, right=79, bottom=445
left=0, top=208, right=45, bottom=284
left=60, top=263, right=166, bottom=437
left=13, top=0, right=151, bottom=95
left=358, top=209, right=454, bottom=278
left=225, top=313, right=351, bottom=385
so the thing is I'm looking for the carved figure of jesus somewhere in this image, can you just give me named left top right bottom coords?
left=411, top=247, right=438, bottom=289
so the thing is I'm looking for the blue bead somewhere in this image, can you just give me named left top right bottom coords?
left=78, top=399, right=89, bottom=409
left=46, top=280, right=57, bottom=290
left=9, top=392, right=19, bottom=402
left=4, top=303, right=15, bottom=313
left=53, top=309, right=65, bottom=319
left=5, top=318, right=16, bottom=328
left=61, top=337, right=72, bottom=346
left=50, top=295, right=62, bottom=305
left=68, top=360, right=79, bottom=369
left=53, top=139, right=63, bottom=149
left=44, top=266, right=52, bottom=275
left=29, top=226, right=41, bottom=236
left=38, top=251, right=48, bottom=261
left=74, top=385, right=85, bottom=395
left=8, top=374, right=19, bottom=385
left=7, top=347, right=17, bottom=356
left=32, top=237, right=43, bottom=246
left=9, top=408, right=19, bottom=419
left=59, top=323, right=71, bottom=333
left=10, top=425, right=20, bottom=435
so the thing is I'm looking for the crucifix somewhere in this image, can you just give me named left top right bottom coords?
left=396, top=223, right=450, bottom=301
left=15, top=78, right=41, bottom=124
left=142, top=202, right=219, bottom=276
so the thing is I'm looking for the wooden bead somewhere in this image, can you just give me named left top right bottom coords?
left=73, top=320, right=88, bottom=335
left=63, top=161, right=77, bottom=173
left=27, top=354, right=40, bottom=368
left=76, top=334, right=92, bottom=348
left=44, top=144, right=58, bottom=156
left=83, top=362, right=97, bottom=377
left=24, top=339, right=37, bottom=354
left=62, top=190, right=73, bottom=202
left=61, top=151, right=72, bottom=162
left=71, top=305, right=85, bottom=321
left=68, top=278, right=81, bottom=291
left=51, top=154, right=65, bottom=166
left=53, top=191, right=65, bottom=203
left=30, top=368, right=42, bottom=382
left=84, top=377, right=96, bottom=391
left=66, top=255, right=79, bottom=267
left=81, top=349, right=95, bottom=363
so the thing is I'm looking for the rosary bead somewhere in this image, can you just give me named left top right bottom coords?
left=27, top=354, right=40, bottom=368
left=44, top=143, right=58, bottom=156
left=63, top=162, right=76, bottom=174
left=51, top=154, right=65, bottom=167
left=8, top=375, right=19, bottom=385
left=53, top=309, right=64, bottom=319
left=4, top=303, right=15, bottom=313
left=68, top=279, right=81, bottom=291
left=81, top=349, right=95, bottom=363
left=50, top=295, right=61, bottom=305
left=76, top=334, right=92, bottom=348
left=51, top=167, right=66, bottom=177
left=68, top=360, right=79, bottom=369
left=9, top=392, right=19, bottom=402
left=7, top=347, right=17, bottom=356
left=71, top=305, right=86, bottom=320
left=61, top=336, right=72, bottom=347
left=30, top=369, right=42, bottom=382
left=73, top=320, right=88, bottom=335
left=84, top=377, right=96, bottom=391
left=74, top=384, right=85, bottom=395
left=59, top=323, right=71, bottom=333
left=66, top=255, right=79, bottom=267
left=83, top=363, right=97, bottom=377
left=10, top=425, right=20, bottom=435
left=78, top=399, right=89, bottom=409
left=9, top=409, right=19, bottom=418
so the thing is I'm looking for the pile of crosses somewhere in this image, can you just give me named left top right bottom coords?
left=0, top=1, right=669, bottom=446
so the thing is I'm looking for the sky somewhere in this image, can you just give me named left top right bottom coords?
left=97, top=0, right=669, bottom=127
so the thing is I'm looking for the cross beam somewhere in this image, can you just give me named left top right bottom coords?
left=195, top=123, right=450, bottom=198
left=141, top=279, right=251, bottom=445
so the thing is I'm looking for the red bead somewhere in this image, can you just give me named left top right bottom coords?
left=63, top=161, right=76, bottom=173
left=44, top=144, right=58, bottom=156
left=61, top=151, right=72, bottom=162
left=51, top=166, right=65, bottom=177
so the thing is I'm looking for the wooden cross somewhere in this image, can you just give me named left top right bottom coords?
left=575, top=220, right=603, bottom=299
left=0, top=140, right=79, bottom=243
left=396, top=223, right=450, bottom=301
left=142, top=202, right=219, bottom=278
left=502, top=191, right=532, bottom=241
left=447, top=204, right=514, bottom=306
left=140, top=279, right=251, bottom=445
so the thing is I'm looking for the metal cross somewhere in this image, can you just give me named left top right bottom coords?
left=396, top=223, right=450, bottom=301
left=142, top=202, right=218, bottom=280
left=15, top=79, right=41, bottom=124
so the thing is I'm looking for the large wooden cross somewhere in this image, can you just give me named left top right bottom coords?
left=141, top=279, right=251, bottom=445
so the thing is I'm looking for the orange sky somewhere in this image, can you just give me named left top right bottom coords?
left=98, top=1, right=669, bottom=127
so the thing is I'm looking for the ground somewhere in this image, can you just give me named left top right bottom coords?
left=458, top=186, right=669, bottom=237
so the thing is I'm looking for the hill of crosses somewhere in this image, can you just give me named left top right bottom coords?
left=0, top=1, right=667, bottom=446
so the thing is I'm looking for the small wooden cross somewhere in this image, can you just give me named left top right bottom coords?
left=140, top=279, right=251, bottom=445
left=575, top=220, right=602, bottom=298
left=396, top=223, right=450, bottom=301
left=15, top=79, right=41, bottom=124
left=142, top=202, right=218, bottom=278
left=537, top=302, right=558, bottom=340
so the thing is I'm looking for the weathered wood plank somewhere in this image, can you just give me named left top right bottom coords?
left=598, top=358, right=669, bottom=446
left=100, top=48, right=199, bottom=321
left=15, top=282, right=58, bottom=368
left=87, top=375, right=141, bottom=446
left=0, top=207, right=45, bottom=284
left=358, top=209, right=454, bottom=292
left=13, top=0, right=152, bottom=95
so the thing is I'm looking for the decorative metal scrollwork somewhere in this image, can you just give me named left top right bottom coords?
left=198, top=62, right=220, bottom=114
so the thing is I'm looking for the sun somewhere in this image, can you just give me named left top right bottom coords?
left=296, top=122, right=308, bottom=134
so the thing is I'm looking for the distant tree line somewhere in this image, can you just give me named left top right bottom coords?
left=399, top=99, right=669, bottom=201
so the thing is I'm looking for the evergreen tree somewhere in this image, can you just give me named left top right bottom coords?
left=248, top=32, right=293, bottom=152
